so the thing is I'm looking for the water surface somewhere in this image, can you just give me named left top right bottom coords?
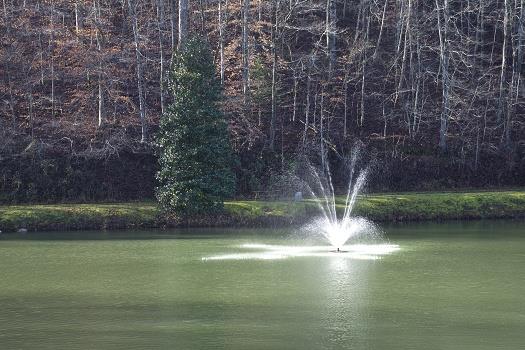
left=1, top=221, right=524, bottom=349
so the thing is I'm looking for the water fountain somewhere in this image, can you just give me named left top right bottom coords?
left=297, top=146, right=378, bottom=252
left=202, top=145, right=399, bottom=262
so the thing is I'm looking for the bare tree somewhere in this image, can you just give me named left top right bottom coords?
left=218, top=0, right=227, bottom=84
left=436, top=0, right=451, bottom=152
left=128, top=0, right=147, bottom=142
left=93, top=0, right=104, bottom=127
left=50, top=0, right=56, bottom=118
left=178, top=0, right=188, bottom=49
left=242, top=0, right=250, bottom=102
left=269, top=0, right=279, bottom=150
left=157, top=0, right=166, bottom=114
left=325, top=0, right=336, bottom=73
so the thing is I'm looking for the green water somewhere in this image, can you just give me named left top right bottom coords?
left=1, top=221, right=524, bottom=349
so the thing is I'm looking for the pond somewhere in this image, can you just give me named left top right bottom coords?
left=1, top=220, right=524, bottom=349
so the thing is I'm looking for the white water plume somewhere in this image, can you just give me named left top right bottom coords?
left=298, top=145, right=373, bottom=250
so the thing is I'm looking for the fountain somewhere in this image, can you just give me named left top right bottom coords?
left=201, top=145, right=399, bottom=262
left=297, top=145, right=378, bottom=252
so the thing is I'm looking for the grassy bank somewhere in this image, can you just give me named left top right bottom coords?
left=1, top=191, right=524, bottom=232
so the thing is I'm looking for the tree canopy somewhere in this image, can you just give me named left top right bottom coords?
left=156, top=38, right=235, bottom=215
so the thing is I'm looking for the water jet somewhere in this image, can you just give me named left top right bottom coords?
left=298, top=145, right=377, bottom=249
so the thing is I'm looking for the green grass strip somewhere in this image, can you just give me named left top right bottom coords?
left=1, top=191, right=524, bottom=232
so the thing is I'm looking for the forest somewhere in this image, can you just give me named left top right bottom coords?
left=1, top=0, right=524, bottom=203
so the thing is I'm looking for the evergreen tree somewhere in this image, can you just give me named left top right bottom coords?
left=156, top=38, right=235, bottom=216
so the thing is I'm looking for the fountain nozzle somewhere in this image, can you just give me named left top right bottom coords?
left=330, top=247, right=346, bottom=253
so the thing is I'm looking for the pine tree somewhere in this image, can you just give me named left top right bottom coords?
left=156, top=38, right=235, bottom=216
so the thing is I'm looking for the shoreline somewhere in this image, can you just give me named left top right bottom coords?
left=0, top=190, right=524, bottom=233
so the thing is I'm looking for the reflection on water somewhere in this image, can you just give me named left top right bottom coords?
left=201, top=241, right=394, bottom=348
left=202, top=244, right=400, bottom=261
left=321, top=255, right=371, bottom=347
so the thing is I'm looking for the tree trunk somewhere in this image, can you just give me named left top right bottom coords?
left=373, top=0, right=388, bottom=60
left=292, top=71, right=298, bottom=122
left=218, top=0, right=225, bottom=84
left=198, top=0, right=206, bottom=34
left=94, top=0, right=104, bottom=127
left=50, top=0, right=55, bottom=118
left=343, top=74, right=348, bottom=137
left=325, top=0, right=336, bottom=73
left=171, top=0, right=177, bottom=51
left=128, top=0, right=147, bottom=142
left=75, top=2, right=81, bottom=33
left=303, top=57, right=313, bottom=145
left=498, top=0, right=510, bottom=123
left=360, top=6, right=370, bottom=126
left=242, top=0, right=250, bottom=102
left=178, top=0, right=188, bottom=49
left=436, top=0, right=451, bottom=152
left=269, top=0, right=278, bottom=150
left=157, top=0, right=165, bottom=114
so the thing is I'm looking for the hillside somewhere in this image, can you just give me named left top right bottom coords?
left=1, top=0, right=524, bottom=202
